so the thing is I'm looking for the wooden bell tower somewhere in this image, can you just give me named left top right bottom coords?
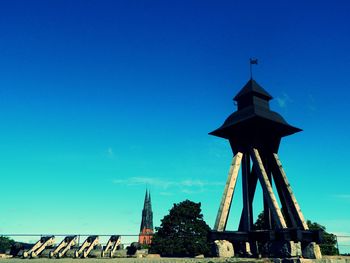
left=209, top=78, right=322, bottom=258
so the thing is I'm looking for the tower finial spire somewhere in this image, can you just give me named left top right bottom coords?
left=249, top=58, right=258, bottom=79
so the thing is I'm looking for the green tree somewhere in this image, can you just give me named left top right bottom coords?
left=253, top=212, right=338, bottom=255
left=149, top=200, right=211, bottom=257
left=253, top=210, right=266, bottom=230
left=307, top=220, right=338, bottom=255
left=0, top=236, right=14, bottom=253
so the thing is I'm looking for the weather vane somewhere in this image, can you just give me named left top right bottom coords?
left=249, top=58, right=258, bottom=79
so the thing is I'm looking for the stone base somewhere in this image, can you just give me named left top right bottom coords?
left=274, top=257, right=348, bottom=263
left=0, top=254, right=12, bottom=259
left=213, top=240, right=234, bottom=258
left=234, top=241, right=254, bottom=257
left=277, top=241, right=302, bottom=258
left=260, top=241, right=302, bottom=258
left=110, top=249, right=127, bottom=258
left=145, top=253, right=160, bottom=258
left=302, top=242, right=322, bottom=259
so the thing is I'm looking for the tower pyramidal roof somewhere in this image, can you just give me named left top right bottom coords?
left=209, top=78, right=301, bottom=152
left=140, top=190, right=153, bottom=231
left=233, top=78, right=273, bottom=101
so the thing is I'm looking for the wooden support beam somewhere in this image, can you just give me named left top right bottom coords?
left=270, top=154, right=298, bottom=228
left=241, top=153, right=252, bottom=231
left=271, top=153, right=309, bottom=230
left=263, top=154, right=272, bottom=230
left=239, top=166, right=258, bottom=231
left=248, top=168, right=258, bottom=228
left=250, top=148, right=287, bottom=229
left=263, top=196, right=272, bottom=229
left=238, top=166, right=258, bottom=231
left=214, top=152, right=243, bottom=231
left=272, top=170, right=298, bottom=228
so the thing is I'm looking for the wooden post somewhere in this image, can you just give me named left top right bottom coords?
left=250, top=148, right=287, bottom=229
left=271, top=153, right=308, bottom=230
left=263, top=154, right=272, bottom=229
left=272, top=169, right=298, bottom=228
left=270, top=154, right=298, bottom=228
left=239, top=166, right=258, bottom=230
left=240, top=155, right=256, bottom=256
left=214, top=152, right=243, bottom=231
left=241, top=153, right=253, bottom=231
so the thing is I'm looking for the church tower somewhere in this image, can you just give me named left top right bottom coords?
left=138, top=190, right=154, bottom=245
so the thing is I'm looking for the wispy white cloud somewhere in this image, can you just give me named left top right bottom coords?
left=179, top=179, right=222, bottom=187
left=108, top=147, right=113, bottom=155
left=113, top=177, right=168, bottom=188
left=181, top=188, right=205, bottom=194
left=308, top=94, right=317, bottom=112
left=276, top=92, right=292, bottom=108
left=106, top=147, right=116, bottom=158
left=334, top=194, right=350, bottom=200
left=112, top=177, right=223, bottom=194
left=159, top=191, right=174, bottom=196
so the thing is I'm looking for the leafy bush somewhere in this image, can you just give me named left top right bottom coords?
left=0, top=236, right=15, bottom=253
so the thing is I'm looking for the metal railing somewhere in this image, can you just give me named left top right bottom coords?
left=1, top=233, right=350, bottom=255
left=335, top=235, right=350, bottom=255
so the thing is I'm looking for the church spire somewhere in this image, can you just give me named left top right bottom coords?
left=140, top=189, right=153, bottom=232
left=143, top=189, right=148, bottom=209
left=139, top=189, right=154, bottom=245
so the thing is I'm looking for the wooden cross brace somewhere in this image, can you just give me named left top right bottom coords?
left=213, top=148, right=308, bottom=232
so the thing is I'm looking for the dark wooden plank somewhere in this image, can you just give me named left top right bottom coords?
left=262, top=154, right=273, bottom=230
left=240, top=153, right=252, bottom=231
left=250, top=148, right=287, bottom=229
left=209, top=229, right=322, bottom=243
left=239, top=165, right=258, bottom=231
left=269, top=155, right=298, bottom=228
left=270, top=153, right=308, bottom=230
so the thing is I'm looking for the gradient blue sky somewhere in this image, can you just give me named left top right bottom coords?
left=0, top=0, right=350, bottom=251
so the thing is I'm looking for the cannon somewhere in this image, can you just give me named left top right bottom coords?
left=74, top=235, right=99, bottom=258
left=10, top=242, right=32, bottom=257
left=101, top=235, right=121, bottom=258
left=22, top=236, right=55, bottom=258
left=47, top=235, right=77, bottom=258
left=126, top=242, right=141, bottom=256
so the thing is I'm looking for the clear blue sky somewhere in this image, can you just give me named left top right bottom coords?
left=0, top=0, right=350, bottom=252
